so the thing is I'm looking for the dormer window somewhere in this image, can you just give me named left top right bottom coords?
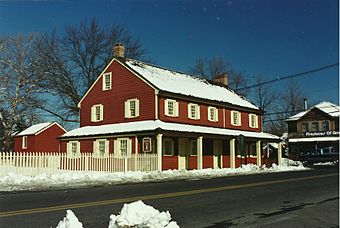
left=102, top=72, right=112, bottom=91
left=165, top=99, right=179, bottom=117
left=231, top=110, right=241, bottom=126
left=249, top=114, right=258, bottom=128
left=91, top=104, right=104, bottom=122
left=188, top=103, right=200, bottom=120
left=125, top=98, right=140, bottom=118
left=208, top=106, right=218, bottom=122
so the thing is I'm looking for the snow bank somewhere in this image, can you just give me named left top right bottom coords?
left=56, top=210, right=83, bottom=228
left=55, top=201, right=178, bottom=228
left=0, top=161, right=308, bottom=192
left=108, top=200, right=179, bottom=228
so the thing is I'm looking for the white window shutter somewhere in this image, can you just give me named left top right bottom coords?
left=256, top=115, right=259, bottom=128
left=102, top=75, right=105, bottom=90
left=114, top=140, right=118, bottom=155
left=99, top=104, right=104, bottom=121
left=124, top=101, right=129, bottom=118
left=207, top=107, right=212, bottom=121
left=127, top=139, right=132, bottom=157
left=93, top=141, right=97, bottom=155
left=77, top=141, right=81, bottom=154
left=197, top=105, right=200, bottom=119
left=135, top=99, right=140, bottom=117
left=66, top=142, right=71, bottom=155
left=105, top=140, right=109, bottom=155
left=215, top=108, right=219, bottom=122
left=187, top=104, right=191, bottom=118
left=175, top=101, right=179, bottom=117
left=165, top=99, right=169, bottom=116
left=91, top=106, right=95, bottom=122
left=249, top=114, right=252, bottom=128
left=238, top=112, right=242, bottom=126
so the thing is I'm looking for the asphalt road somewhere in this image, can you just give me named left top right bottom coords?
left=0, top=166, right=338, bottom=228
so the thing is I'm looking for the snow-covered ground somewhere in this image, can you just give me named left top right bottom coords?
left=0, top=159, right=308, bottom=192
left=56, top=201, right=179, bottom=228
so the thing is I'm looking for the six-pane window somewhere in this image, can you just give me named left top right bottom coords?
left=91, top=104, right=103, bottom=122
left=231, top=111, right=241, bottom=126
left=188, top=103, right=200, bottom=120
left=165, top=99, right=179, bottom=117
left=208, top=106, right=218, bottom=122
left=71, top=142, right=78, bottom=154
left=249, top=114, right=258, bottom=128
left=125, top=98, right=139, bottom=118
left=120, top=139, right=128, bottom=156
left=102, top=72, right=112, bottom=90
left=98, top=140, right=106, bottom=155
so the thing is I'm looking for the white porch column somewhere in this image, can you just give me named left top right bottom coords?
left=156, top=134, right=163, bottom=171
left=197, top=136, right=203, bottom=170
left=230, top=139, right=235, bottom=169
left=256, top=140, right=261, bottom=166
left=277, top=142, right=282, bottom=166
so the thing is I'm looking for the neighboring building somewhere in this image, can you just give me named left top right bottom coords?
left=286, top=101, right=340, bottom=160
left=14, top=122, right=66, bottom=152
left=60, top=44, right=280, bottom=170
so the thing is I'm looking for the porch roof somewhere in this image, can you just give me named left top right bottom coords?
left=289, top=136, right=340, bottom=143
left=62, top=120, right=279, bottom=141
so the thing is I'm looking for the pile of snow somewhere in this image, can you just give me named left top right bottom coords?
left=0, top=161, right=308, bottom=192
left=108, top=200, right=179, bottom=228
left=56, top=210, right=83, bottom=228
left=55, top=201, right=178, bottom=228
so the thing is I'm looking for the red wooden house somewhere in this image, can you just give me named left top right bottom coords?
left=14, top=122, right=66, bottom=152
left=60, top=44, right=281, bottom=170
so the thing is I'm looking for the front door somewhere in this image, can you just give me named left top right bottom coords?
left=213, top=140, right=223, bottom=168
left=178, top=138, right=190, bottom=170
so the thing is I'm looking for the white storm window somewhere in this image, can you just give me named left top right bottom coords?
left=249, top=114, right=258, bottom=128
left=67, top=141, right=80, bottom=158
left=231, top=110, right=241, bottom=126
left=102, top=72, right=112, bottom=91
left=188, top=103, right=200, bottom=120
left=163, top=138, right=174, bottom=156
left=93, top=139, right=109, bottom=158
left=115, top=138, right=132, bottom=157
left=125, top=98, right=140, bottom=118
left=91, top=104, right=104, bottom=122
left=22, top=136, right=28, bottom=149
left=208, top=106, right=218, bottom=122
left=165, top=99, right=179, bottom=117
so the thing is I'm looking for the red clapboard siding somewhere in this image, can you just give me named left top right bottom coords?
left=80, top=61, right=155, bottom=127
left=203, top=155, right=214, bottom=169
left=189, top=156, right=198, bottom=170
left=162, top=156, right=178, bottom=170
left=225, top=109, right=261, bottom=132
left=14, top=124, right=65, bottom=153
left=223, top=156, right=230, bottom=168
left=159, top=97, right=224, bottom=128
left=245, top=157, right=257, bottom=165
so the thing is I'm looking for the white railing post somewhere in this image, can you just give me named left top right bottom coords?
left=230, top=139, right=236, bottom=169
left=278, top=142, right=282, bottom=165
left=256, top=141, right=261, bottom=166
left=156, top=134, right=163, bottom=171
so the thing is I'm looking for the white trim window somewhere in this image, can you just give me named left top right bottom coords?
left=231, top=110, right=241, bottom=126
left=93, top=139, right=109, bottom=158
left=249, top=114, right=259, bottom=128
left=188, top=103, right=200, bottom=120
left=22, top=136, right=28, bottom=149
left=114, top=138, right=132, bottom=157
left=67, top=141, right=81, bottom=158
left=125, top=98, right=140, bottom=118
left=208, top=106, right=218, bottom=122
left=91, top=104, right=104, bottom=122
left=163, top=138, right=174, bottom=156
left=165, top=99, right=179, bottom=117
left=102, top=72, right=112, bottom=91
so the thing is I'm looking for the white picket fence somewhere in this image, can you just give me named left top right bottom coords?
left=0, top=152, right=158, bottom=177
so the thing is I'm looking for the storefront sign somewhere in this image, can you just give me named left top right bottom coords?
left=305, top=131, right=339, bottom=137
left=142, top=137, right=152, bottom=152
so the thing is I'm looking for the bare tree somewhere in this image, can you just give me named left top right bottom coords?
left=0, top=34, right=42, bottom=151
left=35, top=19, right=147, bottom=124
left=266, top=80, right=306, bottom=135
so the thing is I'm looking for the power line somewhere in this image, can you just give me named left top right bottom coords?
left=238, top=62, right=339, bottom=91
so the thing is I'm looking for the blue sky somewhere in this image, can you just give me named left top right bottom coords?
left=0, top=0, right=339, bottom=105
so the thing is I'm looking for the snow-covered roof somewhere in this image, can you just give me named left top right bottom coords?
left=62, top=120, right=279, bottom=140
left=125, top=59, right=259, bottom=110
left=289, top=136, right=339, bottom=143
left=286, top=101, right=340, bottom=121
left=16, top=122, right=65, bottom=136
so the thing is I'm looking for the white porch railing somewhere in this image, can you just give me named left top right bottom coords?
left=0, top=152, right=158, bottom=177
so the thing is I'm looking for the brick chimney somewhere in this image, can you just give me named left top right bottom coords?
left=113, top=43, right=125, bottom=58
left=213, top=73, right=228, bottom=87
